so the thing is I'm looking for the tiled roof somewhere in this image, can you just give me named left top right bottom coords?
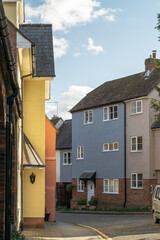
left=151, top=121, right=160, bottom=129
left=19, top=24, right=55, bottom=77
left=56, top=119, right=72, bottom=149
left=70, top=70, right=160, bottom=113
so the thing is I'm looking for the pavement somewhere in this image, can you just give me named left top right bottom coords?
left=22, top=220, right=108, bottom=240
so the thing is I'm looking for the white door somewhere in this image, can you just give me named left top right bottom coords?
left=87, top=180, right=94, bottom=205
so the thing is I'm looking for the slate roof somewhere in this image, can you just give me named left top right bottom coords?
left=151, top=121, right=160, bottom=129
left=56, top=119, right=72, bottom=149
left=70, top=70, right=160, bottom=113
left=19, top=24, right=55, bottom=77
left=51, top=116, right=63, bottom=126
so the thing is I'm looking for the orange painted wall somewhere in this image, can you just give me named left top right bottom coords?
left=45, top=116, right=58, bottom=221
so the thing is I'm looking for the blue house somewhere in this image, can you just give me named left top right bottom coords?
left=70, top=53, right=160, bottom=209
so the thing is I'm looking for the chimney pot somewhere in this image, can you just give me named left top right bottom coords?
left=152, top=50, right=157, bottom=59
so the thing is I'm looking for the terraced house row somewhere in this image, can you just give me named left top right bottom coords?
left=56, top=52, right=160, bottom=209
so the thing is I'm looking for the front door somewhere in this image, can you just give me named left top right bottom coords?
left=87, top=180, right=94, bottom=205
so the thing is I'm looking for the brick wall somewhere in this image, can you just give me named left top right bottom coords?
left=71, top=178, right=125, bottom=209
left=126, top=178, right=157, bottom=207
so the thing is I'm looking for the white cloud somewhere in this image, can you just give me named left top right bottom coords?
left=45, top=85, right=93, bottom=119
left=53, top=37, right=69, bottom=58
left=25, top=1, right=123, bottom=32
left=73, top=52, right=81, bottom=57
left=87, top=37, right=103, bottom=55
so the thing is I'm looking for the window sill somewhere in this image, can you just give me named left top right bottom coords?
left=131, top=187, right=143, bottom=190
left=103, top=150, right=119, bottom=152
left=76, top=158, right=84, bottom=160
left=63, top=163, right=72, bottom=165
left=130, top=112, right=142, bottom=116
left=77, top=190, right=84, bottom=192
left=84, top=122, right=93, bottom=125
left=131, top=151, right=143, bottom=153
left=103, top=192, right=119, bottom=194
left=103, top=118, right=118, bottom=122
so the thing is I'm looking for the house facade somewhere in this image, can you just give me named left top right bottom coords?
left=45, top=116, right=58, bottom=221
left=55, top=119, right=72, bottom=207
left=3, top=0, right=55, bottom=230
left=70, top=52, right=160, bottom=209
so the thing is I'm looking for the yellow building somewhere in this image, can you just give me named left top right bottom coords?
left=3, top=0, right=55, bottom=228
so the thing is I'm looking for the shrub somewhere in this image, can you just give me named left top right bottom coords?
left=11, top=230, right=25, bottom=240
left=78, top=198, right=86, bottom=205
left=66, top=183, right=75, bottom=192
left=88, top=196, right=98, bottom=206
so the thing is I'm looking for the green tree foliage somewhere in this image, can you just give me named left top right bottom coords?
left=151, top=85, right=160, bottom=121
left=150, top=15, right=160, bottom=120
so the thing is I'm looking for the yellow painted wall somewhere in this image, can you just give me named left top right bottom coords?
left=23, top=79, right=45, bottom=162
left=23, top=169, right=45, bottom=217
left=3, top=2, right=17, bottom=26
left=3, top=0, right=24, bottom=26
left=23, top=79, right=45, bottom=218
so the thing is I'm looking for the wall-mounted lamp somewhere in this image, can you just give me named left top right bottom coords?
left=30, top=172, right=36, bottom=184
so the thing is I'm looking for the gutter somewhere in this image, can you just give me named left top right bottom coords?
left=123, top=102, right=127, bottom=207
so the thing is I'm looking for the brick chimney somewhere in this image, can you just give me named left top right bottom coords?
left=145, top=50, right=158, bottom=72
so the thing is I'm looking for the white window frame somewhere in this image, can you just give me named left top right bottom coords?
left=103, top=179, right=119, bottom=194
left=103, top=142, right=119, bottom=152
left=103, top=105, right=118, bottom=121
left=130, top=100, right=142, bottom=115
left=77, top=179, right=84, bottom=192
left=84, top=110, right=93, bottom=124
left=77, top=146, right=84, bottom=159
left=131, top=173, right=143, bottom=189
left=131, top=136, right=143, bottom=152
left=63, top=152, right=72, bottom=165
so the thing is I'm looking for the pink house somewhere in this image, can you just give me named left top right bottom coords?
left=45, top=116, right=59, bottom=221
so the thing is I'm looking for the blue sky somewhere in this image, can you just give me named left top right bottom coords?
left=25, top=0, right=160, bottom=119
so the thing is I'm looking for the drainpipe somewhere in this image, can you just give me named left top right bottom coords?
left=5, top=92, right=17, bottom=240
left=123, top=102, right=127, bottom=207
left=20, top=73, right=33, bottom=231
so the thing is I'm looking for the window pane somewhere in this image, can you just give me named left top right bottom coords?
left=64, top=153, right=67, bottom=164
left=137, top=101, right=142, bottom=113
left=103, top=144, right=108, bottom=151
left=114, top=142, right=118, bottom=150
left=104, top=180, right=108, bottom=192
left=68, top=152, right=71, bottom=164
left=89, top=110, right=92, bottom=122
left=109, top=106, right=113, bottom=119
left=132, top=174, right=136, bottom=187
left=138, top=174, right=142, bottom=181
left=109, top=143, right=113, bottom=151
left=132, top=137, right=136, bottom=151
left=114, top=180, right=118, bottom=192
left=104, top=107, right=108, bottom=120
left=138, top=137, right=142, bottom=151
left=81, top=147, right=84, bottom=158
left=114, top=106, right=118, bottom=119
left=85, top=111, right=88, bottom=123
left=131, top=102, right=136, bottom=114
left=109, top=179, right=114, bottom=192
left=77, top=147, right=80, bottom=158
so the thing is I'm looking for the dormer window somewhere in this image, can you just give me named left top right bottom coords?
left=84, top=110, right=93, bottom=124
left=130, top=100, right=142, bottom=115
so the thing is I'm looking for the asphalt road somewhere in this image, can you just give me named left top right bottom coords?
left=56, top=212, right=160, bottom=240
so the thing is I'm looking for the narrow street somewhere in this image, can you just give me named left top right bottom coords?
left=56, top=212, right=160, bottom=240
